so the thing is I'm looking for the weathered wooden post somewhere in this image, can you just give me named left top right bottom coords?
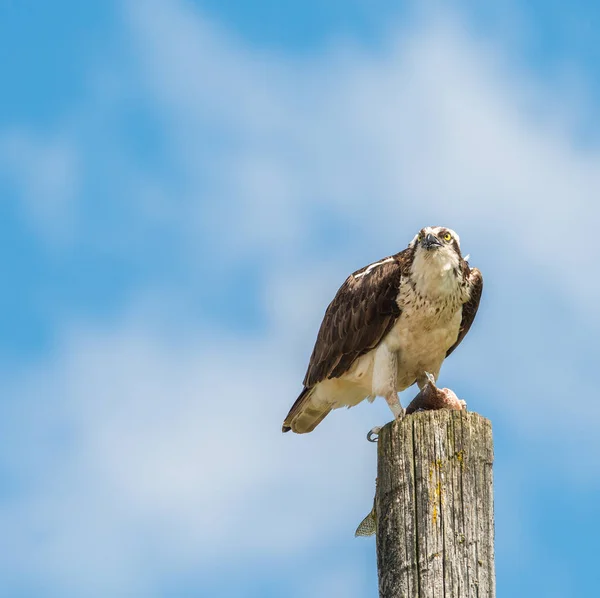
left=375, top=410, right=495, bottom=598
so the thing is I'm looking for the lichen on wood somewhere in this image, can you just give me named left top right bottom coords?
left=375, top=410, right=495, bottom=598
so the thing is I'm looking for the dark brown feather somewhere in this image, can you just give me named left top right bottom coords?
left=446, top=266, right=483, bottom=357
left=282, top=387, right=311, bottom=432
left=282, top=251, right=411, bottom=432
left=302, top=249, right=412, bottom=388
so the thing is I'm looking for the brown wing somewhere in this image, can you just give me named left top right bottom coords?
left=282, top=250, right=411, bottom=433
left=446, top=267, right=483, bottom=357
left=302, top=254, right=406, bottom=388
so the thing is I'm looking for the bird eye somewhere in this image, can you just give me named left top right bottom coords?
left=443, top=232, right=452, bottom=242
left=417, top=234, right=422, bottom=242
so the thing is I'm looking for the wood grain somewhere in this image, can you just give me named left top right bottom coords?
left=375, top=410, right=495, bottom=598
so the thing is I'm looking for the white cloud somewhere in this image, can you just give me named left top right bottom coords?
left=3, top=0, right=600, bottom=595
left=0, top=318, right=382, bottom=596
left=116, top=4, right=600, bottom=382
left=122, top=0, right=600, bottom=455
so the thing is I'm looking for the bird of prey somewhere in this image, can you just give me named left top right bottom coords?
left=282, top=226, right=483, bottom=434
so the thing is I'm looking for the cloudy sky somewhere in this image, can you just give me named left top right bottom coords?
left=1, top=1, right=600, bottom=596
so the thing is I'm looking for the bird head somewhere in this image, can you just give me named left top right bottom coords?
left=408, top=226, right=469, bottom=295
left=410, top=226, right=464, bottom=264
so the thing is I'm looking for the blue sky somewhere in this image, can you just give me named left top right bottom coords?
left=1, top=1, right=600, bottom=596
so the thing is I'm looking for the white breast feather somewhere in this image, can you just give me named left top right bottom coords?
left=315, top=245, right=469, bottom=410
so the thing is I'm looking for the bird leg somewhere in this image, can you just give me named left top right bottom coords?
left=385, top=391, right=405, bottom=420
left=372, top=344, right=404, bottom=419
left=366, top=393, right=404, bottom=442
left=367, top=345, right=403, bottom=441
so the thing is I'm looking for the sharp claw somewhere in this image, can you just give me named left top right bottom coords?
left=367, top=426, right=382, bottom=442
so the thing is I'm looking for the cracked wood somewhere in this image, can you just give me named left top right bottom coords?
left=375, top=410, right=495, bottom=598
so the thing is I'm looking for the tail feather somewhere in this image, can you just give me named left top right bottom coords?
left=282, top=387, right=331, bottom=434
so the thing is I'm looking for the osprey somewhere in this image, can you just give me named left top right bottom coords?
left=282, top=226, right=483, bottom=434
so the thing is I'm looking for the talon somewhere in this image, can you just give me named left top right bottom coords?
left=424, top=371, right=436, bottom=386
left=367, top=426, right=382, bottom=442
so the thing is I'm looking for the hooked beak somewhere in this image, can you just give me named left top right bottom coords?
left=421, top=233, right=442, bottom=250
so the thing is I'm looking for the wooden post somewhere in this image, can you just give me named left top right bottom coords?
left=375, top=410, right=495, bottom=598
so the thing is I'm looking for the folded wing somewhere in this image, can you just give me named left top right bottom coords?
left=446, top=267, right=483, bottom=357
left=283, top=253, right=408, bottom=432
